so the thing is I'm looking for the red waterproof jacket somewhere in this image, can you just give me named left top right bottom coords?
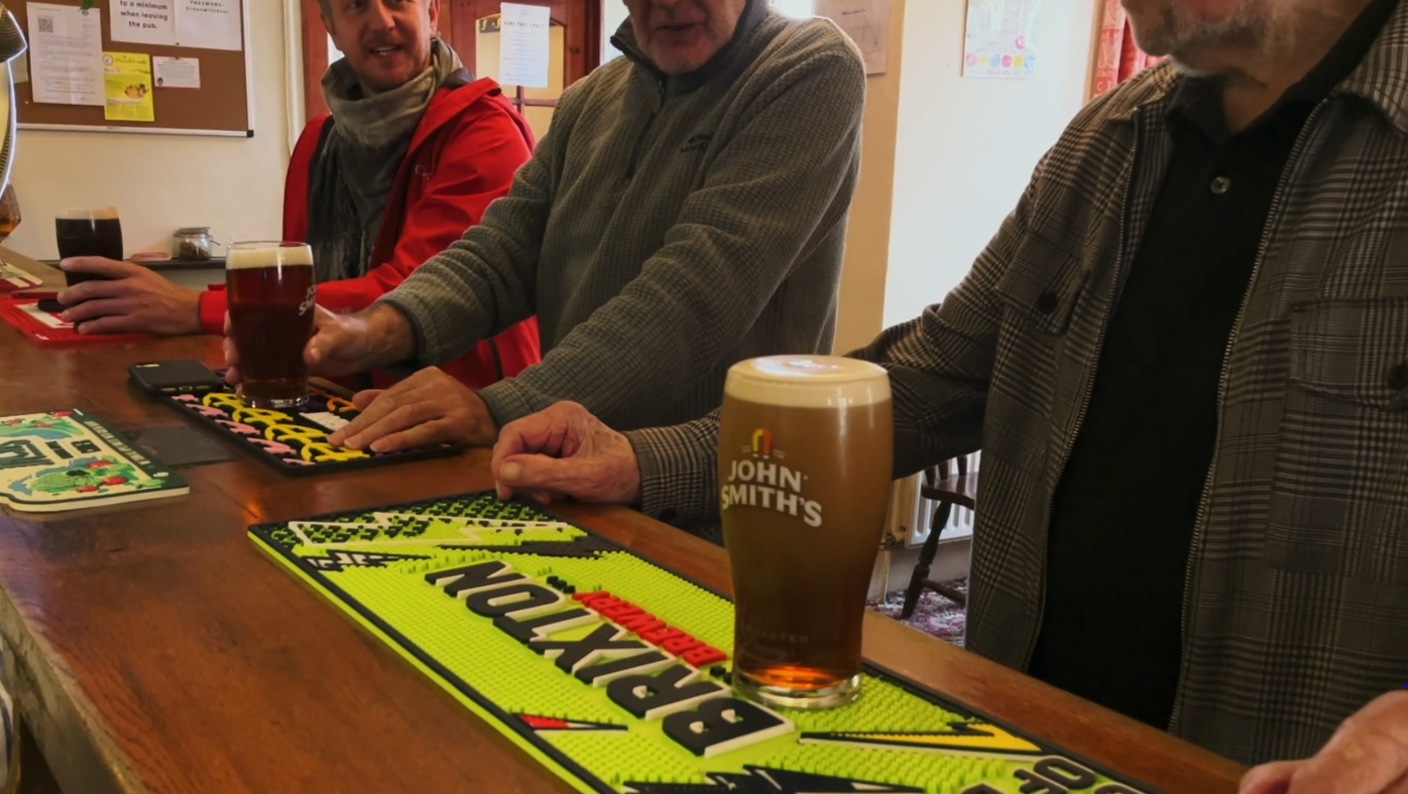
left=197, top=74, right=541, bottom=389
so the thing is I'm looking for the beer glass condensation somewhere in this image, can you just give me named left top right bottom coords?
left=56, top=207, right=123, bottom=286
left=226, top=242, right=316, bottom=409
left=718, top=355, right=893, bottom=709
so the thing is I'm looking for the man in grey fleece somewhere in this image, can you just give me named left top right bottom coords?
left=261, top=0, right=867, bottom=455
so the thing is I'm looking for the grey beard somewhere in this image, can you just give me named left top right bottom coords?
left=1146, top=0, right=1307, bottom=75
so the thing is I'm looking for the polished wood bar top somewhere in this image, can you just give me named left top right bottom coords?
left=0, top=252, right=1246, bottom=794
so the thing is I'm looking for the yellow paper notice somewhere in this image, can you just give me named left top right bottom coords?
left=103, top=52, right=154, bottom=122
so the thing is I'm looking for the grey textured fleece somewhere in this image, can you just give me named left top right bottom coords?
left=379, top=0, right=867, bottom=431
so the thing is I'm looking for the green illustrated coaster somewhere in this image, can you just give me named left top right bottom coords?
left=0, top=410, right=188, bottom=512
left=249, top=492, right=1160, bottom=794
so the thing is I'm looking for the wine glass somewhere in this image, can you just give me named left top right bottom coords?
left=0, top=184, right=21, bottom=247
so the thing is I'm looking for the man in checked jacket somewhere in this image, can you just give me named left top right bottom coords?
left=487, top=0, right=1408, bottom=790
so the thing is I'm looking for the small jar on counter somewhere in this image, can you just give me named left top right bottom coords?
left=172, top=227, right=217, bottom=261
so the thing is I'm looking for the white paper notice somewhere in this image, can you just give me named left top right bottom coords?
left=817, top=0, right=891, bottom=75
left=499, top=3, right=550, bottom=88
left=153, top=55, right=199, bottom=88
left=112, top=0, right=175, bottom=46
left=176, top=0, right=242, bottom=51
left=27, top=3, right=105, bottom=106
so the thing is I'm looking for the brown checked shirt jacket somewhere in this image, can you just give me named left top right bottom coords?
left=628, top=1, right=1408, bottom=766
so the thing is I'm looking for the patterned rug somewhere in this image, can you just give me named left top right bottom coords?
left=867, top=580, right=968, bottom=647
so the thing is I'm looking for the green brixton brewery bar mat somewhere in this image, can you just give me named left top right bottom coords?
left=249, top=492, right=1159, bottom=794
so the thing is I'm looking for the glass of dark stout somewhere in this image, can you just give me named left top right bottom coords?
left=55, top=207, right=123, bottom=286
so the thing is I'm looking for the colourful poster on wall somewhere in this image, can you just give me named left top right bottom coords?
left=103, top=51, right=155, bottom=121
left=962, top=0, right=1042, bottom=79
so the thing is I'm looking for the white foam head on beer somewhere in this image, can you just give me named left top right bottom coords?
left=57, top=207, right=118, bottom=220
left=226, top=243, right=314, bottom=270
left=725, top=355, right=891, bottom=408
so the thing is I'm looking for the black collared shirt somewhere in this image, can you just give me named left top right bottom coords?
left=1028, top=0, right=1400, bottom=730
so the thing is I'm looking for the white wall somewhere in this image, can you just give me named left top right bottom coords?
left=882, top=0, right=1096, bottom=326
left=602, top=0, right=629, bottom=62
left=7, top=0, right=293, bottom=260
left=770, top=0, right=816, bottom=16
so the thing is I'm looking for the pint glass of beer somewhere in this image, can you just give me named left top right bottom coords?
left=718, top=355, right=893, bottom=709
left=56, top=207, right=123, bottom=286
left=226, top=241, right=316, bottom=409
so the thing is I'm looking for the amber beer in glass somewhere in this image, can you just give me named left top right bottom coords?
left=226, top=242, right=316, bottom=409
left=718, top=355, right=893, bottom=709
left=0, top=185, right=21, bottom=245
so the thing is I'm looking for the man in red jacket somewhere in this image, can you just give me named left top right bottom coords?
left=56, top=0, right=540, bottom=390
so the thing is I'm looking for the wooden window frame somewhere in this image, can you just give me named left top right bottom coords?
left=299, top=0, right=330, bottom=121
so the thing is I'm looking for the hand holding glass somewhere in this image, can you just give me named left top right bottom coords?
left=56, top=207, right=123, bottom=286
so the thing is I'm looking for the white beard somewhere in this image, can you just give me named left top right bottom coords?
left=1136, top=0, right=1311, bottom=73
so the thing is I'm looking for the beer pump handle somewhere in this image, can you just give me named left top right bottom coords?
left=0, top=8, right=24, bottom=62
left=0, top=6, right=27, bottom=196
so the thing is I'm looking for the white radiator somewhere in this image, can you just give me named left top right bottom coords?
left=883, top=453, right=979, bottom=548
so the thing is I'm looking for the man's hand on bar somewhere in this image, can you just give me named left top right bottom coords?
left=1239, top=689, right=1408, bottom=794
left=491, top=401, right=642, bottom=507
left=328, top=368, right=497, bottom=452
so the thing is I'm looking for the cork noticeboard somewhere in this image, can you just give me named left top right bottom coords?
left=11, top=0, right=252, bottom=137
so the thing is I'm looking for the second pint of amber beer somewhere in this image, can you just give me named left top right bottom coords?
left=719, top=355, right=893, bottom=709
left=226, top=242, right=316, bottom=409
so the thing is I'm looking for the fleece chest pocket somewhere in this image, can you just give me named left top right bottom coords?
left=1263, top=298, right=1408, bottom=584
left=993, top=233, right=1091, bottom=336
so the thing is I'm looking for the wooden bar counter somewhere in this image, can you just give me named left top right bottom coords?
left=0, top=252, right=1245, bottom=794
